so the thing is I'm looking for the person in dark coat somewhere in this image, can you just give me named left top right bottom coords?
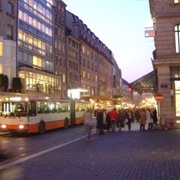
left=126, top=110, right=133, bottom=131
left=118, top=109, right=125, bottom=131
left=96, top=109, right=104, bottom=134
left=152, top=108, right=158, bottom=129
left=105, top=111, right=111, bottom=132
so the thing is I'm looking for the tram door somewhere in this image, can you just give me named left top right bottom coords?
left=70, top=100, right=75, bottom=125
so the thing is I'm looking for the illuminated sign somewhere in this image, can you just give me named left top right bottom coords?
left=145, top=29, right=155, bottom=37
left=9, top=97, right=22, bottom=101
left=144, top=19, right=155, bottom=37
left=68, top=88, right=88, bottom=99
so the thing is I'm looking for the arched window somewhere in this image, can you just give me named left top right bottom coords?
left=175, top=24, right=180, bottom=53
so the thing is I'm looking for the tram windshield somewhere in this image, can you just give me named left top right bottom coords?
left=0, top=101, right=38, bottom=117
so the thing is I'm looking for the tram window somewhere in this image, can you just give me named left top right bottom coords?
left=28, top=102, right=36, bottom=116
left=44, top=102, right=50, bottom=113
left=56, top=102, right=61, bottom=112
left=15, top=103, right=27, bottom=116
left=37, top=101, right=44, bottom=114
left=49, top=102, right=56, bottom=113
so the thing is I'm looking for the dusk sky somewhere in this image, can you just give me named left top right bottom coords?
left=63, top=0, right=155, bottom=83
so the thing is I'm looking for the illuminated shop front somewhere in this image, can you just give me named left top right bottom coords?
left=19, top=67, right=61, bottom=96
left=175, top=81, right=180, bottom=117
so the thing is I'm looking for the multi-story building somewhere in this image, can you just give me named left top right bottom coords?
left=0, top=0, right=62, bottom=97
left=111, top=55, right=122, bottom=99
left=66, top=11, right=121, bottom=107
left=54, top=0, right=66, bottom=98
left=149, top=0, right=180, bottom=126
left=17, top=0, right=62, bottom=97
left=66, top=26, right=81, bottom=90
left=0, top=0, right=17, bottom=90
left=0, top=0, right=124, bottom=108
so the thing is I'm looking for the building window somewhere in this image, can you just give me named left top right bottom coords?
left=174, top=0, right=180, bottom=3
left=7, top=3, right=14, bottom=15
left=33, top=56, right=42, bottom=67
left=175, top=24, right=180, bottom=53
left=7, top=25, right=13, bottom=40
left=175, top=81, right=180, bottom=117
left=82, top=71, right=86, bottom=78
left=0, top=42, right=3, bottom=56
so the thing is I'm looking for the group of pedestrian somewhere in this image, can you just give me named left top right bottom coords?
left=83, top=107, right=158, bottom=141
left=83, top=107, right=127, bottom=141
left=139, top=108, right=158, bottom=131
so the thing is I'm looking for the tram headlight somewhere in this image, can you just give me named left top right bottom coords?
left=19, top=125, right=24, bottom=129
left=1, top=124, right=7, bottom=129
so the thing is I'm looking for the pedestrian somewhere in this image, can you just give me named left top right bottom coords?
left=117, top=109, right=125, bottom=132
left=83, top=108, right=96, bottom=141
left=126, top=110, right=133, bottom=131
left=105, top=110, right=111, bottom=132
left=152, top=108, right=158, bottom=129
left=146, top=108, right=153, bottom=130
left=108, top=107, right=119, bottom=132
left=139, top=109, right=146, bottom=131
left=96, top=109, right=104, bottom=134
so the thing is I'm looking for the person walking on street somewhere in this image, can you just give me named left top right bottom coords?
left=117, top=109, right=125, bottom=132
left=83, top=109, right=96, bottom=141
left=139, top=109, right=146, bottom=131
left=105, top=110, right=111, bottom=132
left=152, top=108, right=158, bottom=129
left=108, top=107, right=119, bottom=132
left=146, top=108, right=153, bottom=130
left=96, top=109, right=104, bottom=134
left=126, top=110, right=133, bottom=131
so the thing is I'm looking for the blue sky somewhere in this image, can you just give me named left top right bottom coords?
left=63, top=0, right=155, bottom=83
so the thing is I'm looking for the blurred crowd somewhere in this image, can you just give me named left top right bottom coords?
left=83, top=107, right=159, bottom=140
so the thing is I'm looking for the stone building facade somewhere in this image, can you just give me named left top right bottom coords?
left=149, top=0, right=180, bottom=127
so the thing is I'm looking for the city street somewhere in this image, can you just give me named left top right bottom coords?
left=0, top=123, right=180, bottom=180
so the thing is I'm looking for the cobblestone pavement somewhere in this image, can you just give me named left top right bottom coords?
left=13, top=124, right=180, bottom=180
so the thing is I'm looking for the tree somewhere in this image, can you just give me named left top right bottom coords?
left=12, top=77, right=22, bottom=93
left=3, top=75, right=9, bottom=91
left=0, top=74, right=9, bottom=91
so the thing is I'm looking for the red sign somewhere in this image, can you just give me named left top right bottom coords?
left=145, top=30, right=155, bottom=37
left=155, top=93, right=163, bottom=102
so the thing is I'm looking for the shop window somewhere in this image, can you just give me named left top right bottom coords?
left=0, top=42, right=3, bottom=56
left=175, top=81, right=180, bottom=117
